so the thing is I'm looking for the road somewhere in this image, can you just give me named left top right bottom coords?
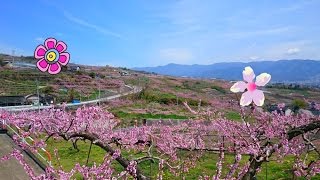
left=0, top=85, right=142, bottom=112
left=0, top=85, right=143, bottom=178
left=0, top=134, right=44, bottom=179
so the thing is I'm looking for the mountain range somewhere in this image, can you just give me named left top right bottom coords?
left=133, top=60, right=320, bottom=85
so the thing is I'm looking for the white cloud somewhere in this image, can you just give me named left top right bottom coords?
left=160, top=25, right=203, bottom=37
left=63, top=11, right=123, bottom=39
left=277, top=1, right=317, bottom=13
left=35, top=37, right=45, bottom=42
left=247, top=40, right=314, bottom=60
left=249, top=56, right=259, bottom=60
left=213, top=40, right=315, bottom=62
left=55, top=32, right=63, bottom=36
left=286, top=48, right=300, bottom=55
left=153, top=0, right=209, bottom=38
left=224, top=27, right=292, bottom=39
left=159, top=48, right=193, bottom=63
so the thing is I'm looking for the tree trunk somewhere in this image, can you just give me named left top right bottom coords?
left=66, top=133, right=150, bottom=180
left=242, top=156, right=263, bottom=180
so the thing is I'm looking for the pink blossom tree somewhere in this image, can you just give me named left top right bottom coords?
left=0, top=66, right=320, bottom=179
left=1, top=106, right=210, bottom=179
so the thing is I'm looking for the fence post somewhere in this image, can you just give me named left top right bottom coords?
left=150, top=159, right=152, bottom=178
left=266, top=161, right=268, bottom=180
left=179, top=148, right=182, bottom=180
left=195, top=132, right=199, bottom=149
left=2, top=119, right=6, bottom=129
left=182, top=160, right=184, bottom=180
left=233, top=135, right=236, bottom=153
left=222, top=135, right=225, bottom=148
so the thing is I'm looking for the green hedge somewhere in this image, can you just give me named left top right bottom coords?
left=138, top=89, right=207, bottom=106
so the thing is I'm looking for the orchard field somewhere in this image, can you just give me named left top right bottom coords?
left=1, top=66, right=320, bottom=179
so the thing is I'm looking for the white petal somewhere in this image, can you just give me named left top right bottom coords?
left=230, top=81, right=247, bottom=93
left=252, top=90, right=265, bottom=106
left=255, top=73, right=271, bottom=86
left=243, top=66, right=255, bottom=83
left=240, top=91, right=253, bottom=106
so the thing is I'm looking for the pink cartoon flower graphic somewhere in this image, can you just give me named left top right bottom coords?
left=230, top=66, right=271, bottom=106
left=34, top=38, right=70, bottom=74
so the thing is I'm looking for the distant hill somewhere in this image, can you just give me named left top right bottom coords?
left=0, top=53, right=80, bottom=68
left=133, top=60, right=320, bottom=85
left=0, top=54, right=36, bottom=64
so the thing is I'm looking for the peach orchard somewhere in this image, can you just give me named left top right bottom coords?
left=1, top=67, right=320, bottom=179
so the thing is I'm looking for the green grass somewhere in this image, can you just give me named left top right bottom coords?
left=181, top=80, right=213, bottom=92
left=225, top=111, right=242, bottom=121
left=124, top=77, right=150, bottom=87
left=109, top=110, right=188, bottom=127
left=211, top=85, right=226, bottom=94
left=139, top=89, right=207, bottom=106
left=40, top=138, right=320, bottom=179
left=271, top=88, right=311, bottom=97
left=112, top=111, right=187, bottom=120
left=79, top=90, right=105, bottom=101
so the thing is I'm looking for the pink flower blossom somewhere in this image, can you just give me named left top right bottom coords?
left=277, top=103, right=286, bottom=110
left=34, top=38, right=70, bottom=74
left=230, top=66, right=271, bottom=106
left=314, top=103, right=320, bottom=111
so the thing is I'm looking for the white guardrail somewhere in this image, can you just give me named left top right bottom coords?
left=0, top=85, right=141, bottom=112
left=0, top=86, right=142, bottom=166
left=1, top=119, right=52, bottom=166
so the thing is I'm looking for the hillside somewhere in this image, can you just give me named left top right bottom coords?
left=2, top=55, right=320, bottom=179
left=133, top=60, right=320, bottom=86
left=0, top=54, right=136, bottom=103
left=1, top=54, right=320, bottom=121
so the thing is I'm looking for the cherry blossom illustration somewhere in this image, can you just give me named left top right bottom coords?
left=230, top=66, right=271, bottom=106
left=34, top=38, right=70, bottom=74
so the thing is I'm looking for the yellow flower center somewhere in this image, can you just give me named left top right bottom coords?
left=46, top=51, right=57, bottom=62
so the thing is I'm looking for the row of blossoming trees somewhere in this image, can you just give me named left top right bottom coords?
left=0, top=67, right=320, bottom=179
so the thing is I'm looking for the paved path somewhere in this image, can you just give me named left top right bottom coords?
left=0, top=85, right=143, bottom=178
left=0, top=134, right=44, bottom=179
left=0, top=85, right=143, bottom=179
left=0, top=85, right=142, bottom=112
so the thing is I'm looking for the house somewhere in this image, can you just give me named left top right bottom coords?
left=42, top=95, right=55, bottom=105
left=3, top=62, right=13, bottom=68
left=25, top=94, right=41, bottom=105
left=25, top=94, right=55, bottom=105
left=0, top=96, right=26, bottom=106
left=68, top=65, right=80, bottom=72
left=119, top=71, right=130, bottom=76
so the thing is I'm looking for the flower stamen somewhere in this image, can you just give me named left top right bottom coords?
left=247, top=83, right=257, bottom=92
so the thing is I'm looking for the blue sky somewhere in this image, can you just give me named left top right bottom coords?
left=0, top=0, right=319, bottom=67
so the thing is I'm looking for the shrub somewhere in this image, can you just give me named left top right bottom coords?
left=67, top=88, right=80, bottom=102
left=41, top=85, right=55, bottom=94
left=211, top=85, right=226, bottom=94
left=75, top=70, right=83, bottom=75
left=292, top=99, right=307, bottom=112
left=89, top=72, right=96, bottom=78
left=138, top=89, right=207, bottom=106
left=0, top=58, right=6, bottom=66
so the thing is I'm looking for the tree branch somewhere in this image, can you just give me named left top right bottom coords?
left=59, top=132, right=149, bottom=180
left=288, top=121, right=320, bottom=140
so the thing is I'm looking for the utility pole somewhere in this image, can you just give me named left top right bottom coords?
left=176, top=95, right=178, bottom=106
left=98, top=81, right=101, bottom=106
left=96, top=75, right=101, bottom=106
left=12, top=50, right=15, bottom=64
left=36, top=79, right=40, bottom=113
left=139, top=76, right=141, bottom=90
